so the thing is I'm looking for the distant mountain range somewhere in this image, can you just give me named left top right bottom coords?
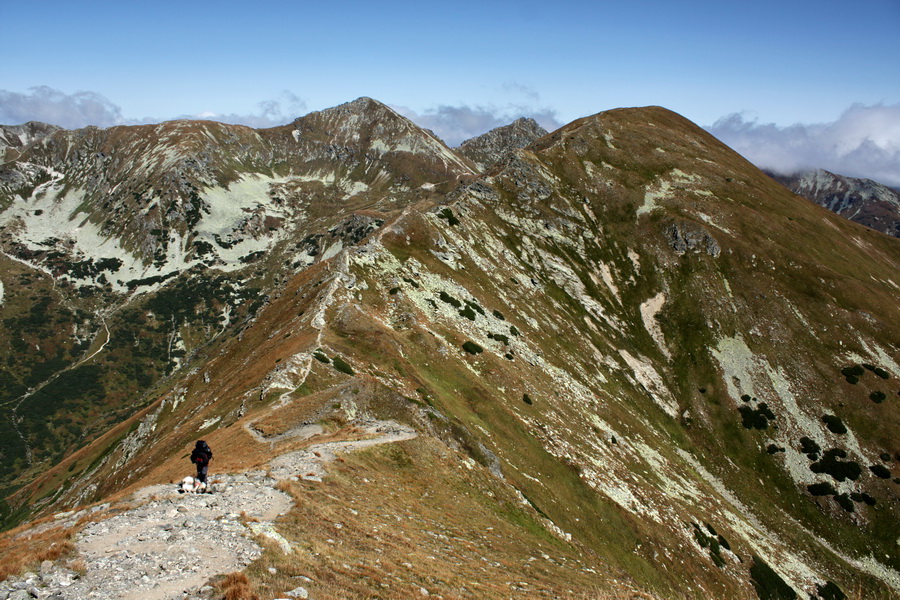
left=767, top=169, right=900, bottom=238
left=1, top=98, right=898, bottom=599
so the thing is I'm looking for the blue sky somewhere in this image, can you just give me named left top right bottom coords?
left=2, top=0, right=899, bottom=183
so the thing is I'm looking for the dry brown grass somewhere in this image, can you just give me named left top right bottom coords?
left=0, top=522, right=77, bottom=580
left=0, top=495, right=145, bottom=581
left=218, top=572, right=260, bottom=600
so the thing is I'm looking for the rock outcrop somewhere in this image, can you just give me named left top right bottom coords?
left=456, top=117, right=548, bottom=171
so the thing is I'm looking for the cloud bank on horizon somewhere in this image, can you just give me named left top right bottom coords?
left=0, top=87, right=308, bottom=131
left=392, top=104, right=562, bottom=147
left=706, top=103, right=900, bottom=188
left=2, top=86, right=897, bottom=188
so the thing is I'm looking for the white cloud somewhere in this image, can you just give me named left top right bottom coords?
left=394, top=103, right=562, bottom=147
left=0, top=86, right=307, bottom=130
left=185, top=92, right=307, bottom=128
left=706, top=103, right=900, bottom=187
left=0, top=86, right=124, bottom=129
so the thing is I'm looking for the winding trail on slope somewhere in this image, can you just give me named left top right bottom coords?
left=60, top=419, right=417, bottom=600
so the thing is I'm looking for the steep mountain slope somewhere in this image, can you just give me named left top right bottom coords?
left=1, top=102, right=899, bottom=599
left=768, top=168, right=900, bottom=238
left=0, top=97, right=474, bottom=504
left=455, top=117, right=548, bottom=171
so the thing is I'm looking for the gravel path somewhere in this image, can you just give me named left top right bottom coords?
left=1, top=420, right=417, bottom=600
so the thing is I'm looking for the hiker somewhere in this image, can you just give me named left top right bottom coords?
left=190, top=440, right=213, bottom=489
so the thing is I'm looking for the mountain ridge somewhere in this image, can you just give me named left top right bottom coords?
left=1, top=99, right=898, bottom=600
left=767, top=168, right=900, bottom=238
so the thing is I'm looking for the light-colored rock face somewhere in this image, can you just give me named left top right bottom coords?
left=1, top=102, right=899, bottom=600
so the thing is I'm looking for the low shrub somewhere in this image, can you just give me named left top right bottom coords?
left=815, top=581, right=846, bottom=600
left=869, top=391, right=886, bottom=403
left=465, top=300, right=485, bottom=315
left=459, top=306, right=476, bottom=320
left=864, top=364, right=890, bottom=379
left=332, top=356, right=354, bottom=375
left=462, top=341, right=483, bottom=355
left=799, top=437, right=821, bottom=456
left=439, top=291, right=461, bottom=308
left=438, top=208, right=460, bottom=226
left=869, top=464, right=891, bottom=479
left=821, top=414, right=847, bottom=434
left=487, top=332, right=509, bottom=345
left=810, top=449, right=861, bottom=482
left=738, top=403, right=775, bottom=430
left=807, top=482, right=836, bottom=496
left=841, top=365, right=865, bottom=378
left=750, top=555, right=797, bottom=600
left=833, top=493, right=854, bottom=512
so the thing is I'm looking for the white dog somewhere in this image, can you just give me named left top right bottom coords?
left=179, top=476, right=207, bottom=493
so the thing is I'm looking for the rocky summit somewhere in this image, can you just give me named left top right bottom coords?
left=0, top=98, right=898, bottom=600
left=456, top=117, right=548, bottom=172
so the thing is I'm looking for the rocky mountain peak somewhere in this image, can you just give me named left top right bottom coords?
left=456, top=117, right=549, bottom=171
left=287, top=96, right=475, bottom=179
left=0, top=121, right=61, bottom=156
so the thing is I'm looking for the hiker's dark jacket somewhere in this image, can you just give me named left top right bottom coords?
left=191, top=443, right=213, bottom=466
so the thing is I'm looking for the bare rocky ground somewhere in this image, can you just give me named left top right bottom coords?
left=0, top=420, right=416, bottom=600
